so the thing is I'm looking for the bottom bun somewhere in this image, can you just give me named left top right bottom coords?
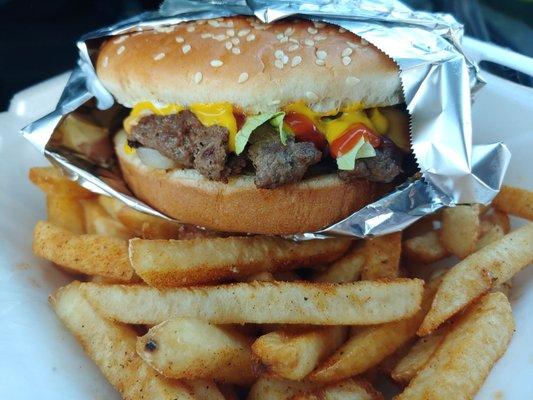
left=115, top=131, right=380, bottom=235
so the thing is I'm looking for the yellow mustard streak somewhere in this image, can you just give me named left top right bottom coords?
left=284, top=102, right=379, bottom=144
left=124, top=142, right=136, bottom=155
left=368, top=108, right=389, bottom=135
left=123, top=101, right=390, bottom=154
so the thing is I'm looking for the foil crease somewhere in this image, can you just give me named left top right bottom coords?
left=21, top=0, right=510, bottom=239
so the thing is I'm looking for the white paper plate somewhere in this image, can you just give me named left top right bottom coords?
left=0, top=50, right=531, bottom=399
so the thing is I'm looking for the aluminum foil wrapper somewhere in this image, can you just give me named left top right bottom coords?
left=21, top=0, right=510, bottom=239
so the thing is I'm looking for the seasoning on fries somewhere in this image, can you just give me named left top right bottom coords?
left=28, top=165, right=532, bottom=399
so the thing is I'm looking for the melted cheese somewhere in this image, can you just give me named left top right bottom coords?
left=284, top=102, right=379, bottom=144
left=124, top=101, right=389, bottom=154
left=189, top=103, right=238, bottom=151
left=124, top=101, right=238, bottom=151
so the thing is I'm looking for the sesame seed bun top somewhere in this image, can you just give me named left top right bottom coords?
left=97, top=16, right=402, bottom=113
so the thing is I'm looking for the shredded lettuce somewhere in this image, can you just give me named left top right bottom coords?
left=336, top=139, right=376, bottom=170
left=234, top=112, right=286, bottom=155
left=270, top=113, right=291, bottom=145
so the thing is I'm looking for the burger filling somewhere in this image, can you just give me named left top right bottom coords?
left=124, top=102, right=410, bottom=189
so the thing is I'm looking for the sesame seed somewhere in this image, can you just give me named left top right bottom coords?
left=232, top=47, right=241, bottom=55
left=338, top=27, right=346, bottom=33
left=225, top=41, right=233, bottom=50
left=116, top=45, right=125, bottom=55
left=246, top=34, right=256, bottom=42
left=342, top=56, right=352, bottom=66
left=316, top=50, right=327, bottom=60
left=182, top=44, right=191, bottom=54
left=346, top=41, right=358, bottom=49
left=113, top=36, right=127, bottom=44
left=274, top=50, right=284, bottom=59
left=238, top=29, right=250, bottom=37
left=186, top=25, right=195, bottom=32
left=285, top=27, right=295, bottom=36
left=282, top=55, right=289, bottom=64
left=208, top=20, right=220, bottom=27
left=304, top=39, right=314, bottom=46
left=289, top=38, right=299, bottom=44
left=315, top=59, right=325, bottom=66
left=341, top=48, right=353, bottom=57
left=210, top=59, right=223, bottom=67
left=231, top=37, right=239, bottom=45
left=226, top=29, right=235, bottom=37
left=346, top=76, right=360, bottom=85
left=313, top=22, right=325, bottom=28
left=288, top=44, right=299, bottom=52
left=102, top=56, right=109, bottom=68
left=175, top=36, right=184, bottom=43
left=227, top=20, right=234, bottom=27
left=238, top=72, right=249, bottom=83
left=193, top=72, right=203, bottom=84
left=361, top=38, right=369, bottom=46
left=291, top=56, right=302, bottom=67
left=200, top=33, right=212, bottom=39
left=307, top=27, right=318, bottom=35
left=276, top=33, right=284, bottom=40
left=306, top=91, right=319, bottom=101
left=155, top=26, right=175, bottom=33
left=314, top=34, right=327, bottom=41
left=274, top=59, right=284, bottom=69
left=280, top=36, right=288, bottom=43
left=197, top=20, right=206, bottom=25
left=213, top=34, right=227, bottom=41
left=153, top=52, right=165, bottom=61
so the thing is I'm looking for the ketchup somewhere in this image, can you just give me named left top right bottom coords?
left=284, top=112, right=327, bottom=150
left=330, top=124, right=381, bottom=158
left=233, top=110, right=246, bottom=131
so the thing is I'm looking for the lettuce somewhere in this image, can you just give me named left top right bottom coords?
left=336, top=139, right=376, bottom=170
left=234, top=112, right=287, bottom=155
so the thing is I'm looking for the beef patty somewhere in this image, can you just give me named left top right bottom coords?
left=129, top=111, right=404, bottom=188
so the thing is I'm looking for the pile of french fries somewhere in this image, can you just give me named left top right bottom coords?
left=29, top=166, right=533, bottom=400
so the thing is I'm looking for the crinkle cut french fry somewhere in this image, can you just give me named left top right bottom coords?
left=29, top=166, right=94, bottom=198
left=396, top=292, right=514, bottom=400
left=46, top=195, right=85, bottom=234
left=33, top=221, right=134, bottom=281
left=403, top=230, right=448, bottom=264
left=492, top=185, right=533, bottom=220
left=129, top=236, right=351, bottom=287
left=49, top=282, right=198, bottom=400
left=361, top=233, right=402, bottom=280
left=80, top=279, right=424, bottom=326
left=419, top=223, right=533, bottom=335
left=309, top=278, right=440, bottom=383
left=391, top=332, right=445, bottom=383
left=137, top=318, right=254, bottom=385
left=251, top=326, right=347, bottom=380
left=439, top=205, right=481, bottom=259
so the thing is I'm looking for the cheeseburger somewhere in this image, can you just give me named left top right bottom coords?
left=96, top=16, right=412, bottom=235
